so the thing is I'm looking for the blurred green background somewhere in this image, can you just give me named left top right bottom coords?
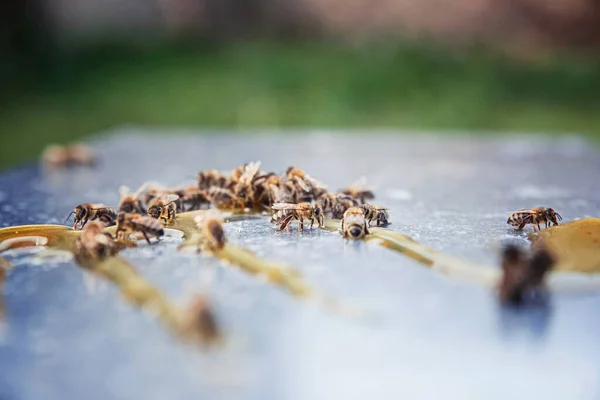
left=1, top=0, right=600, bottom=169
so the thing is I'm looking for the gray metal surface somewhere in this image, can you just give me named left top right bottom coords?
left=1, top=129, right=599, bottom=400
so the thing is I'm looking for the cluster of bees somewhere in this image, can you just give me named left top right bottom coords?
left=70, top=163, right=391, bottom=261
left=66, top=158, right=567, bottom=309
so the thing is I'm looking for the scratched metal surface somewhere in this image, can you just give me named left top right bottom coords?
left=0, top=129, right=600, bottom=400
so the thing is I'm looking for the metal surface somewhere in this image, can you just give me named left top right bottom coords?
left=1, top=129, right=599, bottom=400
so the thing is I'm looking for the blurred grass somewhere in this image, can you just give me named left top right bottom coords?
left=1, top=41, right=600, bottom=169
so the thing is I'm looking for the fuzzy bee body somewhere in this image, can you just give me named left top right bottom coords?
left=70, top=204, right=117, bottom=230
left=360, top=204, right=390, bottom=226
left=499, top=244, right=554, bottom=304
left=147, top=194, right=179, bottom=225
left=507, top=207, right=562, bottom=231
left=232, top=161, right=262, bottom=208
left=178, top=186, right=210, bottom=211
left=284, top=166, right=327, bottom=203
left=341, top=207, right=370, bottom=239
left=206, top=187, right=245, bottom=210
left=340, top=178, right=375, bottom=204
left=332, top=195, right=360, bottom=219
left=253, top=173, right=283, bottom=209
left=75, top=221, right=119, bottom=261
left=195, top=211, right=226, bottom=252
left=197, top=169, right=229, bottom=191
left=271, top=202, right=324, bottom=231
left=115, top=212, right=164, bottom=244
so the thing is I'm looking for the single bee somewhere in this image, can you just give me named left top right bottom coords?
left=198, top=169, right=228, bottom=190
left=271, top=202, right=324, bottom=231
left=147, top=194, right=180, bottom=224
left=181, top=295, right=221, bottom=345
left=498, top=244, right=554, bottom=305
left=194, top=210, right=227, bottom=252
left=174, top=185, right=210, bottom=211
left=75, top=221, right=119, bottom=261
left=206, top=187, right=245, bottom=210
left=115, top=212, right=164, bottom=244
left=361, top=204, right=390, bottom=226
left=340, top=178, right=375, bottom=204
left=253, top=172, right=283, bottom=209
left=284, top=166, right=328, bottom=203
left=316, top=192, right=360, bottom=218
left=341, top=207, right=370, bottom=239
left=232, top=161, right=262, bottom=207
left=118, top=185, right=147, bottom=214
left=507, top=207, right=562, bottom=231
left=69, top=204, right=117, bottom=230
left=66, top=143, right=96, bottom=167
left=41, top=144, right=70, bottom=169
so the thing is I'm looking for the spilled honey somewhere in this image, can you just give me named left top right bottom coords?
left=531, top=218, right=600, bottom=273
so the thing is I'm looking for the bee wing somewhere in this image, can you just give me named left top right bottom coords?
left=306, top=175, right=327, bottom=190
left=240, top=161, right=262, bottom=184
left=119, top=185, right=132, bottom=199
left=345, top=176, right=368, bottom=190
left=272, top=203, right=301, bottom=210
left=165, top=194, right=180, bottom=203
left=293, top=176, right=311, bottom=192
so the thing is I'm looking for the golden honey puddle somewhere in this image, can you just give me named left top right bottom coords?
left=531, top=218, right=600, bottom=273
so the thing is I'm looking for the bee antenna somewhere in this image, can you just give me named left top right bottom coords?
left=65, top=211, right=75, bottom=223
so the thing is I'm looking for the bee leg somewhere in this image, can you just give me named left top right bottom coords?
left=310, top=218, right=314, bottom=229
left=537, top=224, right=541, bottom=231
left=517, top=221, right=527, bottom=231
left=141, top=230, right=152, bottom=245
left=365, top=223, right=370, bottom=235
left=278, top=215, right=295, bottom=231
left=299, top=217, right=304, bottom=232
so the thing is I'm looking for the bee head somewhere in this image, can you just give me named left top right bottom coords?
left=349, top=226, right=363, bottom=238
left=120, top=200, right=134, bottom=213
left=148, top=206, right=161, bottom=219
left=314, top=206, right=324, bottom=226
left=236, top=185, right=248, bottom=198
left=546, top=208, right=562, bottom=223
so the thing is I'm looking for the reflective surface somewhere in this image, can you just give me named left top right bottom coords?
left=1, top=129, right=600, bottom=400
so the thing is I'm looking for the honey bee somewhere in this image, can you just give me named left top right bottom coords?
left=284, top=166, right=328, bottom=203
left=271, top=202, right=324, bottom=231
left=118, top=185, right=147, bottom=214
left=75, top=221, right=119, bottom=261
left=115, top=212, right=164, bottom=244
left=507, top=207, right=562, bottom=231
left=498, top=244, right=554, bottom=305
left=174, top=185, right=210, bottom=211
left=205, top=187, right=245, bottom=210
left=194, top=210, right=226, bottom=252
left=147, top=194, right=180, bottom=224
left=66, top=143, right=96, bottom=167
left=253, top=172, right=283, bottom=209
left=69, top=204, right=117, bottom=230
left=341, top=207, right=370, bottom=239
left=41, top=144, right=70, bottom=169
left=340, top=178, right=375, bottom=204
left=361, top=204, right=390, bottom=226
left=197, top=169, right=228, bottom=190
left=181, top=295, right=221, bottom=345
left=316, top=192, right=360, bottom=218
left=232, top=161, right=262, bottom=207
